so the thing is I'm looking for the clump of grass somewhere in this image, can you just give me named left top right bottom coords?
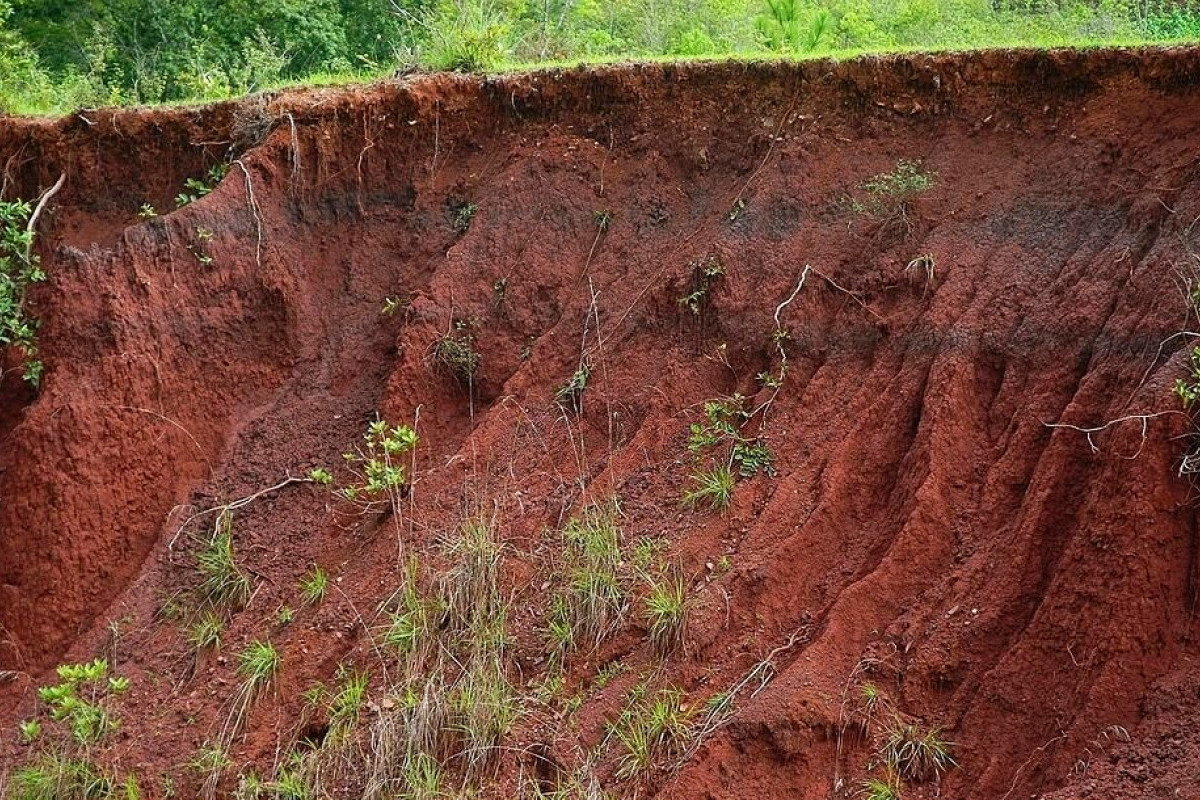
left=437, top=518, right=504, bottom=632
left=190, top=742, right=232, bottom=800
left=187, top=610, right=224, bottom=652
left=681, top=464, right=735, bottom=511
left=861, top=775, right=902, bottom=800
left=549, top=501, right=628, bottom=657
left=10, top=754, right=119, bottom=800
left=237, top=640, right=280, bottom=690
left=613, top=687, right=692, bottom=779
left=196, top=511, right=251, bottom=611
left=882, top=721, right=955, bottom=782
left=299, top=565, right=329, bottom=606
left=219, top=640, right=280, bottom=747
left=643, top=571, right=688, bottom=656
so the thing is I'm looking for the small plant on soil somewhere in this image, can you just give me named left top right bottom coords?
left=196, top=511, right=252, bottom=611
left=682, top=464, right=736, bottom=511
left=37, top=659, right=125, bottom=744
left=176, top=163, right=230, bottom=208
left=299, top=565, right=329, bottom=605
left=339, top=418, right=419, bottom=516
left=449, top=200, right=477, bottom=232
left=643, top=570, right=688, bottom=655
left=137, top=203, right=157, bottom=219
left=594, top=210, right=612, bottom=231
left=432, top=323, right=481, bottom=386
left=186, top=610, right=224, bottom=652
left=0, top=199, right=47, bottom=385
left=861, top=776, right=902, bottom=800
left=555, top=362, right=590, bottom=413
left=683, top=394, right=774, bottom=512
left=338, top=419, right=422, bottom=520
left=307, top=467, right=333, bottom=485
left=547, top=500, right=628, bottom=659
left=381, top=295, right=410, bottom=317
left=613, top=687, right=692, bottom=779
left=11, top=659, right=134, bottom=799
left=849, top=159, right=936, bottom=238
left=881, top=721, right=955, bottom=782
left=276, top=605, right=295, bottom=626
left=1174, top=345, right=1200, bottom=409
left=677, top=254, right=725, bottom=315
left=18, top=718, right=40, bottom=744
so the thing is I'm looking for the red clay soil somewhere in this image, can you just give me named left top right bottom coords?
left=3, top=47, right=1200, bottom=799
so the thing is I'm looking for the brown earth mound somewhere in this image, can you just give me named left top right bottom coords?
left=3, top=47, right=1200, bottom=799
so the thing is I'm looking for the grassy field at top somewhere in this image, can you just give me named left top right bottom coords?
left=2, top=0, right=1200, bottom=116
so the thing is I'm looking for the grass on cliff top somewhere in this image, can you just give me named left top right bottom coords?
left=2, top=0, right=1200, bottom=117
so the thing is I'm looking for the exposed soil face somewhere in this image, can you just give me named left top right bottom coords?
left=3, top=47, right=1200, bottom=799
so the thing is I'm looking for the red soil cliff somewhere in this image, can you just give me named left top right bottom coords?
left=2, top=48, right=1200, bottom=799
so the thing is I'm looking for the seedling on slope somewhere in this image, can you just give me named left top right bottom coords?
left=196, top=511, right=251, bottom=611
left=432, top=322, right=481, bottom=385
left=555, top=362, right=590, bottom=413
left=187, top=610, right=224, bottom=652
left=882, top=721, right=955, bottom=782
left=643, top=570, right=688, bottom=655
left=678, top=255, right=725, bottom=315
left=176, top=164, right=230, bottom=208
left=450, top=200, right=477, bottom=233
left=682, top=464, right=735, bottom=511
left=299, top=565, right=329, bottom=605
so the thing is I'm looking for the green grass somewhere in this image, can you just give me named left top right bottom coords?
left=299, top=565, right=329, bottom=606
left=861, top=776, right=902, bottom=800
left=682, top=465, right=736, bottom=511
left=186, top=610, right=224, bottom=652
left=196, top=512, right=251, bottom=611
left=643, top=572, right=689, bottom=655
left=7, top=1, right=1200, bottom=118
left=882, top=721, right=956, bottom=781
left=551, top=502, right=628, bottom=655
left=613, top=688, right=692, bottom=779
left=237, top=640, right=280, bottom=689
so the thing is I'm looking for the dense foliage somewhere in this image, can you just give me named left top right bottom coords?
left=0, top=0, right=1199, bottom=114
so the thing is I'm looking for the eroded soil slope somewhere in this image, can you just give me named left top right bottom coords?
left=3, top=48, right=1200, bottom=799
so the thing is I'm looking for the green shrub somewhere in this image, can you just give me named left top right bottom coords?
left=0, top=199, right=46, bottom=385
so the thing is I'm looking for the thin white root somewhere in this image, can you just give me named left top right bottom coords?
left=1042, top=411, right=1179, bottom=458
left=234, top=160, right=264, bottom=269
